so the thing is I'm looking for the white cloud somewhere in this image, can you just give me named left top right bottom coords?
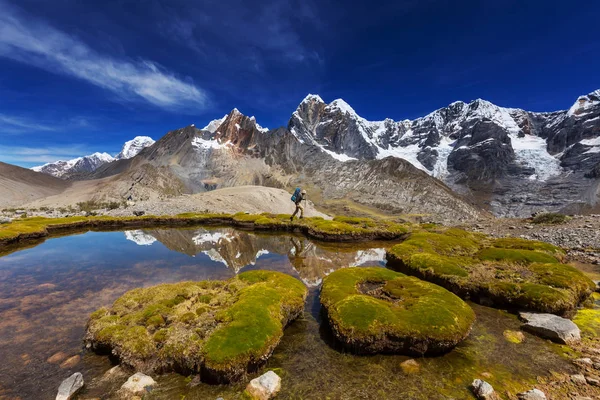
left=0, top=1, right=209, bottom=111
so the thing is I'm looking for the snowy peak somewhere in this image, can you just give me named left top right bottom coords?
left=31, top=136, right=154, bottom=179
left=568, top=89, right=600, bottom=118
left=32, top=152, right=115, bottom=178
left=202, top=115, right=227, bottom=133
left=116, top=136, right=155, bottom=160
left=300, top=94, right=325, bottom=105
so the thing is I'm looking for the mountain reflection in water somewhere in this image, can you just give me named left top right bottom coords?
left=124, top=227, right=388, bottom=286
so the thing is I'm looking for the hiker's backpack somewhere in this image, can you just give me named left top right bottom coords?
left=291, top=187, right=301, bottom=202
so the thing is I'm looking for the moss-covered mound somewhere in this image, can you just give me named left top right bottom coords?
left=85, top=270, right=307, bottom=383
left=320, top=267, right=475, bottom=355
left=386, top=230, right=594, bottom=315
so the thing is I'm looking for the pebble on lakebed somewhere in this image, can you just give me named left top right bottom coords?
left=320, top=267, right=475, bottom=355
left=84, top=270, right=307, bottom=383
left=386, top=228, right=595, bottom=315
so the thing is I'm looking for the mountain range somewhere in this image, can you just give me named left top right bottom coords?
left=31, top=136, right=155, bottom=179
left=24, top=89, right=600, bottom=219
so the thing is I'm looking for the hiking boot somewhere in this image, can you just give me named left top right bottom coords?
left=299, top=216, right=304, bottom=219
left=290, top=216, right=293, bottom=221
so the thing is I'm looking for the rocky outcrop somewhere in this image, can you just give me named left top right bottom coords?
left=519, top=312, right=581, bottom=344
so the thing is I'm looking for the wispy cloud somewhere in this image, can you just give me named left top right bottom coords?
left=0, top=114, right=58, bottom=133
left=0, top=144, right=94, bottom=166
left=0, top=113, right=97, bottom=135
left=0, top=1, right=209, bottom=111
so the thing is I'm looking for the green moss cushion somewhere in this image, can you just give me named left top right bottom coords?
left=85, top=270, right=307, bottom=383
left=386, top=230, right=594, bottom=315
left=320, top=267, right=475, bottom=355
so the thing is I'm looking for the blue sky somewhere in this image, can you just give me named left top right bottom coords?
left=1, top=0, right=599, bottom=167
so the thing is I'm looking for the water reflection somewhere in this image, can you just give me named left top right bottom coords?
left=124, top=228, right=388, bottom=286
left=0, top=227, right=390, bottom=399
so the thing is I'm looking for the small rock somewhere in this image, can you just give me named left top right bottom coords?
left=519, top=312, right=581, bottom=344
left=517, top=388, right=546, bottom=400
left=120, top=372, right=156, bottom=396
left=586, top=376, right=600, bottom=386
left=503, top=330, right=525, bottom=344
left=246, top=371, right=281, bottom=400
left=471, top=379, right=498, bottom=400
left=400, top=359, right=420, bottom=374
left=48, top=352, right=69, bottom=365
left=571, top=374, right=587, bottom=384
left=56, top=372, right=84, bottom=400
left=60, top=355, right=81, bottom=369
left=0, top=217, right=12, bottom=224
left=133, top=211, right=145, bottom=217
left=508, top=226, right=517, bottom=230
left=574, top=357, right=593, bottom=366
left=187, top=375, right=201, bottom=388
left=100, top=365, right=128, bottom=383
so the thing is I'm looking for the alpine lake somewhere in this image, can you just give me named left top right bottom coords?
left=0, top=224, right=595, bottom=400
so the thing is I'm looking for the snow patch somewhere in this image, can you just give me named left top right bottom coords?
left=510, top=134, right=562, bottom=180
left=193, top=231, right=234, bottom=245
left=202, top=115, right=227, bottom=133
left=349, top=249, right=386, bottom=267
left=191, top=136, right=227, bottom=150
left=124, top=230, right=157, bottom=246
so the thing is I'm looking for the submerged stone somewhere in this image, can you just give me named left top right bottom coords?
left=386, top=229, right=595, bottom=315
left=85, top=270, right=307, bottom=383
left=120, top=372, right=156, bottom=396
left=245, top=371, right=281, bottom=400
left=56, top=372, right=84, bottom=400
left=519, top=312, right=581, bottom=344
left=320, top=267, right=475, bottom=355
left=471, top=379, right=498, bottom=400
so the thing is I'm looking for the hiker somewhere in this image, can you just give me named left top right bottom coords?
left=290, top=188, right=307, bottom=221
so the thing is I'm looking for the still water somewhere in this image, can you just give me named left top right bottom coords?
left=0, top=227, right=574, bottom=399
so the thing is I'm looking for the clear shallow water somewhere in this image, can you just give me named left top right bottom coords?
left=0, top=227, right=574, bottom=399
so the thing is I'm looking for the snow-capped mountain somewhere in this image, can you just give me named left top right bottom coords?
left=116, top=136, right=155, bottom=160
left=289, top=90, right=600, bottom=215
left=32, top=135, right=155, bottom=179
left=32, top=152, right=115, bottom=178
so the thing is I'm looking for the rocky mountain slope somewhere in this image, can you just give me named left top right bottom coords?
left=0, top=162, right=70, bottom=208
left=79, top=108, right=483, bottom=223
left=31, top=136, right=154, bottom=179
left=289, top=90, right=600, bottom=216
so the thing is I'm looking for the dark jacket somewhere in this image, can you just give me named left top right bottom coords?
left=295, top=193, right=305, bottom=205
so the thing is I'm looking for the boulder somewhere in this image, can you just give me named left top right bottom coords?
left=517, top=388, right=547, bottom=400
left=571, top=374, right=587, bottom=385
left=0, top=217, right=12, bottom=224
left=120, top=372, right=156, bottom=396
left=519, top=312, right=581, bottom=344
left=471, top=379, right=498, bottom=400
left=56, top=372, right=84, bottom=400
left=246, top=371, right=281, bottom=400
